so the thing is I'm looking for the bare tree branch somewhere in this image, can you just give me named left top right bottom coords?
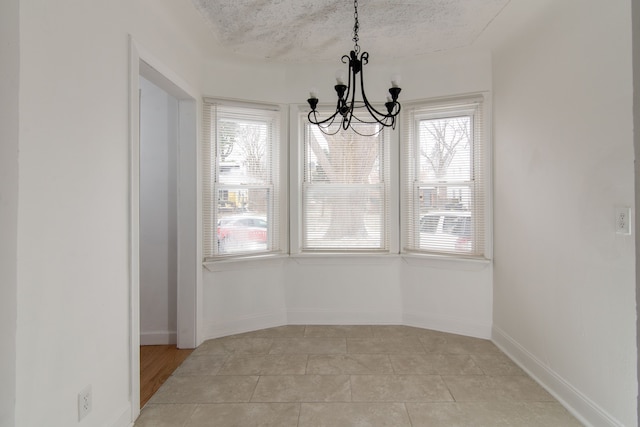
left=420, top=117, right=470, bottom=180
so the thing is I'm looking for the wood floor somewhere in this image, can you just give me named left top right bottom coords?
left=140, top=345, right=194, bottom=408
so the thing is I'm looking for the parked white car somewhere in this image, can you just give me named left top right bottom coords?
left=419, top=211, right=472, bottom=253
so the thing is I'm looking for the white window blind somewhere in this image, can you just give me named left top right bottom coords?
left=402, top=97, right=486, bottom=257
left=203, top=101, right=281, bottom=259
left=301, top=117, right=389, bottom=251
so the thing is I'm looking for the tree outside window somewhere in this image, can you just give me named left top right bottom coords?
left=303, top=123, right=387, bottom=250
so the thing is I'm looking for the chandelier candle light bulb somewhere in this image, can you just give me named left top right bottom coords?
left=306, top=0, right=402, bottom=136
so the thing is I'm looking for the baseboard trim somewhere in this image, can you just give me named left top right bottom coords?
left=109, top=403, right=132, bottom=427
left=403, top=310, right=492, bottom=339
left=286, top=309, right=402, bottom=325
left=140, top=331, right=176, bottom=345
left=492, top=325, right=624, bottom=427
left=202, top=311, right=287, bottom=340
left=201, top=309, right=490, bottom=340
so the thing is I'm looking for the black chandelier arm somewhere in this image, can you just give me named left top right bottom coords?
left=358, top=54, right=393, bottom=120
left=338, top=111, right=387, bottom=136
left=307, top=108, right=341, bottom=127
left=360, top=51, right=369, bottom=66
left=357, top=52, right=401, bottom=124
left=358, top=100, right=399, bottom=128
left=341, top=55, right=362, bottom=131
left=338, top=54, right=353, bottom=108
left=310, top=111, right=383, bottom=138
left=307, top=110, right=343, bottom=136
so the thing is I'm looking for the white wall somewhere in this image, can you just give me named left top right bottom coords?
left=14, top=0, right=209, bottom=425
left=139, top=76, right=178, bottom=345
left=285, top=258, right=403, bottom=326
left=634, top=1, right=640, bottom=422
left=203, top=48, right=492, bottom=104
left=492, top=1, right=636, bottom=426
left=202, top=260, right=288, bottom=338
left=0, top=0, right=19, bottom=425
left=16, top=2, right=133, bottom=424
left=402, top=260, right=493, bottom=337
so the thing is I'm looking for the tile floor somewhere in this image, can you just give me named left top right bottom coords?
left=135, top=325, right=583, bottom=426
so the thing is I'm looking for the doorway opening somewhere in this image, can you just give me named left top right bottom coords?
left=139, top=75, right=178, bottom=348
left=138, top=73, right=196, bottom=407
left=129, top=39, right=199, bottom=420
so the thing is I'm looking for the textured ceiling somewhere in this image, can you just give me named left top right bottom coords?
left=191, top=0, right=510, bottom=63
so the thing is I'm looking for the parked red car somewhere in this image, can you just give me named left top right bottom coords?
left=217, top=215, right=267, bottom=253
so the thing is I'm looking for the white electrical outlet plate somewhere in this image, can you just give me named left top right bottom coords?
left=615, top=207, right=631, bottom=235
left=78, top=385, right=92, bottom=421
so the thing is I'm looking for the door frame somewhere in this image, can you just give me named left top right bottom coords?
left=128, top=36, right=201, bottom=419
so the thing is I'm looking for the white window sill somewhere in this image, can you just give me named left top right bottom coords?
left=203, top=253, right=288, bottom=272
left=203, top=252, right=491, bottom=271
left=401, top=253, right=491, bottom=271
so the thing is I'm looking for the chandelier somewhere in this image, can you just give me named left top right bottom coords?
left=306, top=0, right=402, bottom=136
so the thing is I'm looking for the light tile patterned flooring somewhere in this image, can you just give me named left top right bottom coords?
left=135, top=325, right=583, bottom=426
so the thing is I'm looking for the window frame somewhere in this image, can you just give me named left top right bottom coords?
left=400, top=95, right=492, bottom=261
left=202, top=98, right=288, bottom=263
left=290, top=106, right=397, bottom=255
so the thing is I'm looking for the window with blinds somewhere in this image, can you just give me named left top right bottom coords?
left=203, top=101, right=281, bottom=259
left=301, top=117, right=389, bottom=251
left=402, top=97, right=486, bottom=257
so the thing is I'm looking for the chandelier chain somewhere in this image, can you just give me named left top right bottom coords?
left=352, top=0, right=360, bottom=55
